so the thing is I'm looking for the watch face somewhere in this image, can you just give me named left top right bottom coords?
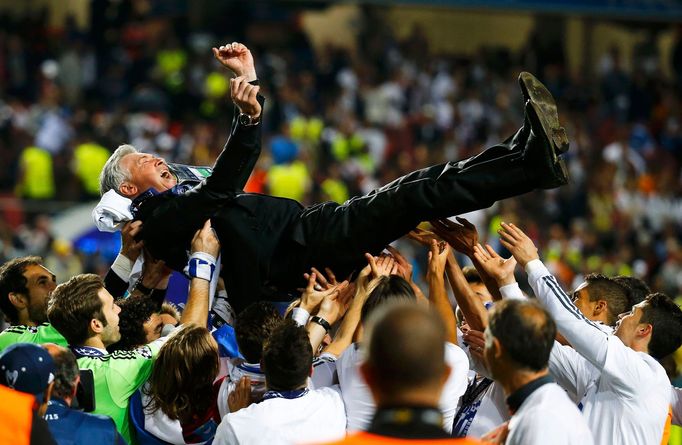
left=239, top=114, right=252, bottom=125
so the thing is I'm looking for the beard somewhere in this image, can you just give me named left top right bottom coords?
left=28, top=301, right=48, bottom=324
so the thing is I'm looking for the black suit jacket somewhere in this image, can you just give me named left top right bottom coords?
left=134, top=97, right=308, bottom=312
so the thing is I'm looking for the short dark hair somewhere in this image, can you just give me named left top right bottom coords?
left=584, top=274, right=630, bottom=326
left=0, top=256, right=42, bottom=324
left=108, top=296, right=158, bottom=352
left=361, top=275, right=416, bottom=323
left=262, top=319, right=312, bottom=391
left=462, top=266, right=483, bottom=285
left=235, top=301, right=283, bottom=364
left=50, top=347, right=80, bottom=400
left=613, top=276, right=650, bottom=308
left=365, top=303, right=446, bottom=395
left=488, top=299, right=556, bottom=372
left=47, top=274, right=106, bottom=346
left=639, top=293, right=682, bottom=360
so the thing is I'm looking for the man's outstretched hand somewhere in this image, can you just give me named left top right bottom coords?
left=431, top=217, right=478, bottom=257
left=498, top=222, right=539, bottom=268
left=213, top=42, right=256, bottom=82
left=472, top=244, right=517, bottom=287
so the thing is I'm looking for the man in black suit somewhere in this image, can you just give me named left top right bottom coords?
left=99, top=43, right=570, bottom=313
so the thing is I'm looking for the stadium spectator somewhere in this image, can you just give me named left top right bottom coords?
left=43, top=343, right=125, bottom=445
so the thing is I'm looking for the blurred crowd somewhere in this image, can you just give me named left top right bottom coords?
left=1, top=4, right=682, bottom=302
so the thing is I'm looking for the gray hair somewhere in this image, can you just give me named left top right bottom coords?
left=99, top=144, right=138, bottom=196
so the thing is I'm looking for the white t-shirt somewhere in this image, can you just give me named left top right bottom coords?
left=507, top=382, right=594, bottom=445
left=213, top=386, right=346, bottom=445
left=336, top=341, right=469, bottom=433
left=526, top=259, right=672, bottom=445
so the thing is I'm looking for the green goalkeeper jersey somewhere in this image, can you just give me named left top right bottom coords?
left=0, top=323, right=67, bottom=352
left=72, top=339, right=164, bottom=445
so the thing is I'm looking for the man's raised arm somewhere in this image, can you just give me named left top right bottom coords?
left=498, top=222, right=610, bottom=371
left=200, top=43, right=264, bottom=196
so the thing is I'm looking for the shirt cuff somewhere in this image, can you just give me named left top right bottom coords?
left=499, top=282, right=525, bottom=300
left=291, top=307, right=311, bottom=327
left=111, top=254, right=133, bottom=281
left=524, top=259, right=549, bottom=283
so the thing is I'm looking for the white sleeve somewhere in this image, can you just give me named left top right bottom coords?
left=110, top=253, right=133, bottom=281
left=311, top=354, right=338, bottom=389
left=440, top=342, right=470, bottom=434
left=525, top=259, right=609, bottom=370
left=548, top=341, right=592, bottom=403
left=499, top=282, right=525, bottom=300
left=526, top=259, right=653, bottom=399
left=291, top=308, right=310, bottom=327
left=673, top=386, right=682, bottom=426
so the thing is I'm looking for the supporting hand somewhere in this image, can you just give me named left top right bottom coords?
left=431, top=217, right=478, bottom=257
left=190, top=220, right=221, bottom=257
left=498, top=222, right=539, bottom=268
left=472, top=244, right=517, bottom=287
left=300, top=271, right=349, bottom=314
left=228, top=376, right=252, bottom=413
left=120, top=221, right=144, bottom=261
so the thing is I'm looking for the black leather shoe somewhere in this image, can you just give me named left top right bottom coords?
left=519, top=72, right=569, bottom=189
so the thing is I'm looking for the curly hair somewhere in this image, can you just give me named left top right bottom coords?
left=107, top=296, right=159, bottom=352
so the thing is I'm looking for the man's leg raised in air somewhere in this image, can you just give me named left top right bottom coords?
left=295, top=72, right=569, bottom=275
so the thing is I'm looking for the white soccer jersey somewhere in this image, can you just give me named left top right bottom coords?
left=336, top=341, right=469, bottom=433
left=525, top=259, right=671, bottom=445
left=213, top=386, right=346, bottom=445
left=506, top=382, right=594, bottom=445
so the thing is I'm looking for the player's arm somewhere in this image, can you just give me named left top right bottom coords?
left=498, top=222, right=609, bottom=370
left=181, top=220, right=220, bottom=327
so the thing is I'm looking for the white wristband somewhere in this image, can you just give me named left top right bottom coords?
left=291, top=307, right=311, bottom=327
left=111, top=254, right=133, bottom=281
left=187, top=252, right=217, bottom=282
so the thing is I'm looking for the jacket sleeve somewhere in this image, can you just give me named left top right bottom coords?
left=197, top=88, right=265, bottom=199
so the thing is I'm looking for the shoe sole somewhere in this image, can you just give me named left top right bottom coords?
left=518, top=72, right=569, bottom=158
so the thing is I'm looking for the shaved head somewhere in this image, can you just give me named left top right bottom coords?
left=363, top=303, right=446, bottom=394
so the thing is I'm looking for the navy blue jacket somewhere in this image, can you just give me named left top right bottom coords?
left=44, top=399, right=126, bottom=445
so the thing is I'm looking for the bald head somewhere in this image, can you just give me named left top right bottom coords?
left=487, top=299, right=556, bottom=372
left=363, top=304, right=447, bottom=398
